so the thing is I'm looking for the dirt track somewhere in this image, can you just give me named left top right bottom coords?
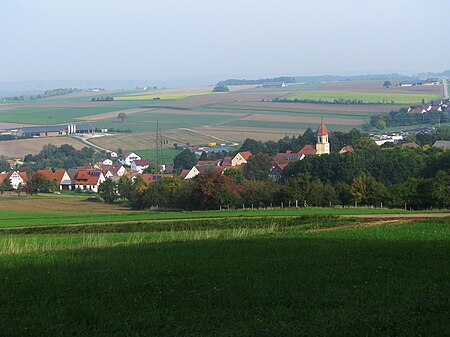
left=307, top=213, right=449, bottom=233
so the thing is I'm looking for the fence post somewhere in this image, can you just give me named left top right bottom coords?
left=281, top=202, right=283, bottom=209
left=295, top=200, right=298, bottom=208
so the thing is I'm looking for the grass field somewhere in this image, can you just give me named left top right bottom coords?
left=0, top=101, right=156, bottom=124
left=0, top=203, right=448, bottom=336
left=279, top=91, right=440, bottom=104
left=132, top=148, right=181, bottom=163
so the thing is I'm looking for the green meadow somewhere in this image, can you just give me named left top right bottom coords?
left=0, top=101, right=156, bottom=124
left=0, top=205, right=442, bottom=228
left=0, top=213, right=449, bottom=336
left=280, top=91, right=440, bottom=104
left=133, top=148, right=181, bottom=164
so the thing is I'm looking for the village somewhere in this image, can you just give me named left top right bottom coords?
left=1, top=118, right=448, bottom=195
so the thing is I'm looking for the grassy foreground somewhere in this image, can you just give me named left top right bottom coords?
left=0, top=215, right=449, bottom=336
left=0, top=206, right=439, bottom=228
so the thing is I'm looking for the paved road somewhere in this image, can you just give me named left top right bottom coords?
left=443, top=78, right=449, bottom=99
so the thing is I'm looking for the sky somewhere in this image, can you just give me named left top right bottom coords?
left=1, top=0, right=449, bottom=85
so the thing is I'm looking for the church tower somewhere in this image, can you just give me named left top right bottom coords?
left=316, top=118, right=330, bottom=155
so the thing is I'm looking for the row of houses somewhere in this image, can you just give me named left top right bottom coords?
left=408, top=99, right=448, bottom=114
left=0, top=162, right=172, bottom=193
left=400, top=78, right=440, bottom=87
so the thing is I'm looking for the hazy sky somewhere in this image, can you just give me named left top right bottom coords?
left=1, top=0, right=449, bottom=83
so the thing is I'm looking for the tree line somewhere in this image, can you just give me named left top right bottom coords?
left=371, top=108, right=450, bottom=129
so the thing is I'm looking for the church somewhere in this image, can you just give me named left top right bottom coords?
left=315, top=118, right=330, bottom=155
left=269, top=119, right=330, bottom=180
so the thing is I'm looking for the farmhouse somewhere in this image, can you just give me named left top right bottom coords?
left=262, top=82, right=286, bottom=88
left=220, top=152, right=253, bottom=167
left=0, top=171, right=28, bottom=189
left=95, top=164, right=127, bottom=177
left=98, top=158, right=113, bottom=166
left=433, top=140, right=450, bottom=149
left=423, top=78, right=440, bottom=85
left=33, top=169, right=72, bottom=190
left=74, top=170, right=105, bottom=192
left=118, top=152, right=141, bottom=166
left=16, top=123, right=95, bottom=137
left=131, top=159, right=151, bottom=173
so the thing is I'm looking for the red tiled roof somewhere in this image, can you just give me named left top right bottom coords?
left=238, top=151, right=253, bottom=161
left=299, top=144, right=317, bottom=155
left=0, top=171, right=28, bottom=184
left=401, top=142, right=420, bottom=148
left=274, top=152, right=304, bottom=164
left=133, top=159, right=151, bottom=166
left=180, top=169, right=190, bottom=179
left=75, top=171, right=103, bottom=185
left=339, top=145, right=354, bottom=154
left=34, top=170, right=67, bottom=184
left=317, top=119, right=328, bottom=136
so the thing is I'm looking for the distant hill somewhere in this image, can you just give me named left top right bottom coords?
left=217, top=77, right=296, bottom=86
left=217, top=71, right=450, bottom=86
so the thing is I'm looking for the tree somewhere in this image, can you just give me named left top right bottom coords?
left=32, top=174, right=58, bottom=193
left=431, top=170, right=450, bottom=208
left=245, top=153, right=272, bottom=180
left=350, top=175, right=386, bottom=206
left=375, top=118, right=387, bottom=130
left=239, top=139, right=266, bottom=154
left=190, top=172, right=240, bottom=209
left=118, top=112, right=127, bottom=123
left=99, top=179, right=118, bottom=204
left=223, top=168, right=245, bottom=184
left=383, top=81, right=392, bottom=88
left=353, top=137, right=378, bottom=151
left=173, top=149, right=197, bottom=172
left=0, top=179, right=12, bottom=195
left=212, top=85, right=229, bottom=93
left=15, top=183, right=24, bottom=198
left=118, top=175, right=133, bottom=200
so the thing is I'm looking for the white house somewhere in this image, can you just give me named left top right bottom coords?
left=180, top=166, right=200, bottom=180
left=118, top=152, right=141, bottom=166
left=0, top=171, right=28, bottom=189
left=74, top=171, right=106, bottom=193
left=109, top=152, right=118, bottom=158
left=98, top=158, right=113, bottom=166
left=131, top=159, right=151, bottom=173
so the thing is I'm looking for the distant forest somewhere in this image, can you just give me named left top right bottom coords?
left=217, top=70, right=450, bottom=86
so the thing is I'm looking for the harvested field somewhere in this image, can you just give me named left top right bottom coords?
left=241, top=114, right=364, bottom=126
left=220, top=101, right=404, bottom=115
left=77, top=108, right=154, bottom=121
left=0, top=122, right=33, bottom=129
left=90, top=129, right=224, bottom=151
left=0, top=196, right=129, bottom=214
left=0, top=136, right=85, bottom=157
left=196, top=125, right=301, bottom=142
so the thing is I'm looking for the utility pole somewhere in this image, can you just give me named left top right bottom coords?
left=155, top=119, right=164, bottom=177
